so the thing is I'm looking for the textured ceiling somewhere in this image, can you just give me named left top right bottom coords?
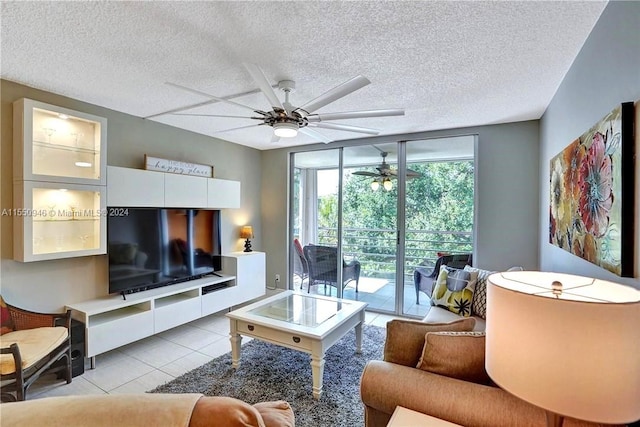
left=1, top=1, right=606, bottom=150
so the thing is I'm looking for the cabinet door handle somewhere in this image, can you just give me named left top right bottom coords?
left=248, top=325, right=254, bottom=331
left=292, top=336, right=300, bottom=343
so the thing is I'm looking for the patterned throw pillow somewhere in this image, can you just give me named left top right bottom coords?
left=0, top=296, right=15, bottom=335
left=464, top=266, right=496, bottom=320
left=431, top=266, right=478, bottom=317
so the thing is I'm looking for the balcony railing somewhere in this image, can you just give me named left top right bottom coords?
left=316, top=227, right=473, bottom=281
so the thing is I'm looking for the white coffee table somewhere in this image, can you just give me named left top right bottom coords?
left=226, top=290, right=367, bottom=399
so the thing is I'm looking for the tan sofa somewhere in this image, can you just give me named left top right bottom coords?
left=0, top=393, right=295, bottom=427
left=360, top=318, right=621, bottom=427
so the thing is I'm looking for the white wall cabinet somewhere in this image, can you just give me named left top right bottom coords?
left=14, top=98, right=107, bottom=186
left=107, top=166, right=240, bottom=209
left=67, top=252, right=265, bottom=364
left=13, top=98, right=108, bottom=262
left=107, top=166, right=164, bottom=207
left=207, top=179, right=241, bottom=209
left=164, top=173, right=208, bottom=207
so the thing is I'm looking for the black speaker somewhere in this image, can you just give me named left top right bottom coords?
left=69, top=319, right=85, bottom=378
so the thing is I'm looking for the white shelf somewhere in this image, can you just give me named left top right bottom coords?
left=67, top=253, right=266, bottom=361
left=89, top=304, right=150, bottom=328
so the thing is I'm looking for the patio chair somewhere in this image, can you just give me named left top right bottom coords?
left=413, top=253, right=473, bottom=304
left=0, top=296, right=72, bottom=402
left=293, top=239, right=309, bottom=288
left=303, top=245, right=360, bottom=294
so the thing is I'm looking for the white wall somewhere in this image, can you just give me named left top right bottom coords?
left=262, top=120, right=540, bottom=290
left=539, top=1, right=640, bottom=289
left=0, top=79, right=263, bottom=311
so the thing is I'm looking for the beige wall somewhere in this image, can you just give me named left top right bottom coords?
left=261, top=121, right=541, bottom=291
left=0, top=79, right=263, bottom=311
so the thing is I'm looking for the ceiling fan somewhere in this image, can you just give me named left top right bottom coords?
left=165, top=63, right=405, bottom=144
left=352, top=150, right=421, bottom=191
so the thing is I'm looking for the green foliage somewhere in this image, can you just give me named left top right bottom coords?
left=316, top=161, right=474, bottom=275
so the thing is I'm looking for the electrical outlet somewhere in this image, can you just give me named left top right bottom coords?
left=275, top=274, right=281, bottom=282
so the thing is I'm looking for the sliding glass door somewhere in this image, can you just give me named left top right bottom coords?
left=290, top=137, right=475, bottom=316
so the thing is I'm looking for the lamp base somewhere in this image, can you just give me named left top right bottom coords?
left=546, top=411, right=564, bottom=427
left=243, top=239, right=253, bottom=253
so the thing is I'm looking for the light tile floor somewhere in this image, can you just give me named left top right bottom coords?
left=27, top=302, right=402, bottom=400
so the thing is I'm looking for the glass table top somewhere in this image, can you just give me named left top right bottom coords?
left=249, top=294, right=349, bottom=328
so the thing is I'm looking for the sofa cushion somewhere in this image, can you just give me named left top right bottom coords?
left=464, top=265, right=496, bottom=319
left=422, top=306, right=486, bottom=331
left=253, top=400, right=296, bottom=427
left=384, top=318, right=476, bottom=367
left=0, top=296, right=14, bottom=335
left=0, top=327, right=68, bottom=374
left=416, top=331, right=492, bottom=385
left=431, top=266, right=478, bottom=317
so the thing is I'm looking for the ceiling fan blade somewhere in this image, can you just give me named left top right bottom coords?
left=172, top=113, right=262, bottom=119
left=244, top=63, right=285, bottom=111
left=351, top=171, right=380, bottom=177
left=309, top=122, right=379, bottom=135
left=388, top=168, right=422, bottom=178
left=295, top=76, right=370, bottom=115
left=299, top=127, right=333, bottom=144
left=407, top=168, right=422, bottom=177
left=165, top=82, right=262, bottom=114
left=212, top=124, right=264, bottom=134
left=307, top=109, right=405, bottom=122
left=271, top=134, right=281, bottom=143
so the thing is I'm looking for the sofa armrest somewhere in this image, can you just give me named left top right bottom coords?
left=361, top=360, right=545, bottom=427
left=360, top=361, right=621, bottom=427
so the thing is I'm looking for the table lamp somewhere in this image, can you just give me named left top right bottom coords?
left=240, top=225, right=253, bottom=252
left=485, top=271, right=640, bottom=426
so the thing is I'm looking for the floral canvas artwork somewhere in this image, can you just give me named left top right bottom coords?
left=549, top=103, right=635, bottom=276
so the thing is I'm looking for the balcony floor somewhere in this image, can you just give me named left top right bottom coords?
left=293, top=276, right=431, bottom=317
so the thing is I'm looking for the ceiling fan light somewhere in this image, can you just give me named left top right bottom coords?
left=383, top=178, right=393, bottom=191
left=273, top=122, right=298, bottom=138
left=370, top=180, right=380, bottom=191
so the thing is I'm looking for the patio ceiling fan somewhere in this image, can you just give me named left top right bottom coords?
left=165, top=63, right=405, bottom=144
left=352, top=151, right=421, bottom=191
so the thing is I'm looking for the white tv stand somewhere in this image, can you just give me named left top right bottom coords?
left=67, top=251, right=265, bottom=367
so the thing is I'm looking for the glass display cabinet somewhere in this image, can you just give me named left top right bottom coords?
left=13, top=98, right=107, bottom=261
left=13, top=98, right=106, bottom=185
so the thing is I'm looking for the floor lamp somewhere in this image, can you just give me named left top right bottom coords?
left=485, top=271, right=640, bottom=426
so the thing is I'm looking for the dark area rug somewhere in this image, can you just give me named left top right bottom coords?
left=150, top=324, right=386, bottom=427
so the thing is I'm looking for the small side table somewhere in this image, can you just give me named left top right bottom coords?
left=387, top=406, right=462, bottom=427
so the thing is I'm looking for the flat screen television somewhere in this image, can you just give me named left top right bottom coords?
left=107, top=207, right=222, bottom=296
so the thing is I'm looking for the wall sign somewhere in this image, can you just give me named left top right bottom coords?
left=144, top=155, right=213, bottom=178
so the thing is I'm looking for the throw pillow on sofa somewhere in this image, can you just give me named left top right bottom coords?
left=383, top=318, right=476, bottom=367
left=416, top=331, right=492, bottom=385
left=431, top=266, right=478, bottom=317
left=464, top=265, right=496, bottom=320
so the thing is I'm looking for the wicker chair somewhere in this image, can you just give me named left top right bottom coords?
left=293, top=239, right=309, bottom=288
left=0, top=297, right=72, bottom=402
left=303, top=245, right=360, bottom=293
left=413, top=253, right=473, bottom=304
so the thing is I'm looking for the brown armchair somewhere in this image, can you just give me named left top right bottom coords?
left=0, top=296, right=72, bottom=402
left=303, top=245, right=360, bottom=293
left=413, top=253, right=472, bottom=304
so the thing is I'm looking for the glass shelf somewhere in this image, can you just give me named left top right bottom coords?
left=33, top=139, right=99, bottom=155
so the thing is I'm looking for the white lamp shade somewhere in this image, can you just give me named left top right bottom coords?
left=486, top=271, right=640, bottom=424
